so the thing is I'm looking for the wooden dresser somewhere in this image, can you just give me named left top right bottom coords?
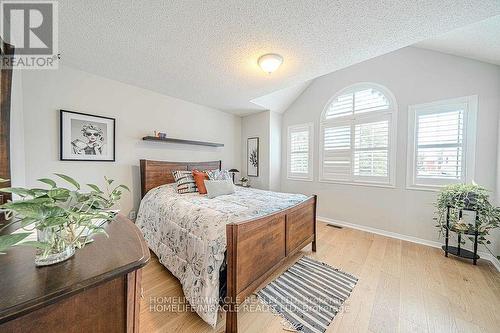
left=0, top=215, right=150, bottom=333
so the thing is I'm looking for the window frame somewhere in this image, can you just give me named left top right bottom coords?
left=319, top=82, right=397, bottom=188
left=287, top=122, right=314, bottom=181
left=406, top=95, right=478, bottom=191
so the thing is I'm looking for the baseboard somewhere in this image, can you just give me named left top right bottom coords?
left=481, top=253, right=500, bottom=272
left=317, top=216, right=500, bottom=272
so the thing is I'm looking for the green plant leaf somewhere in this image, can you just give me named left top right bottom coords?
left=43, top=216, right=67, bottom=227
left=48, top=188, right=70, bottom=201
left=23, top=197, right=54, bottom=205
left=20, top=217, right=38, bottom=228
left=37, top=178, right=57, bottom=188
left=54, top=173, right=80, bottom=190
left=115, top=184, right=130, bottom=192
left=44, top=205, right=66, bottom=217
left=30, top=188, right=49, bottom=197
left=75, top=193, right=90, bottom=203
left=86, top=184, right=103, bottom=193
left=0, top=233, right=31, bottom=253
left=104, top=176, right=114, bottom=185
left=0, top=201, right=45, bottom=218
left=0, top=187, right=34, bottom=197
left=87, top=227, right=108, bottom=238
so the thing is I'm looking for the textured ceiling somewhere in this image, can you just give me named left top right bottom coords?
left=250, top=81, right=311, bottom=114
left=416, top=16, right=500, bottom=66
left=58, top=1, right=500, bottom=115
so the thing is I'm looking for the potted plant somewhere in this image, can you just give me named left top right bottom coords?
left=434, top=183, right=500, bottom=259
left=240, top=177, right=249, bottom=187
left=0, top=174, right=129, bottom=266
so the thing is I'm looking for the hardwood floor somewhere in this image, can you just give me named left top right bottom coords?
left=139, top=222, right=500, bottom=333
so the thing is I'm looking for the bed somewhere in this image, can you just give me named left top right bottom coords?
left=136, top=159, right=317, bottom=333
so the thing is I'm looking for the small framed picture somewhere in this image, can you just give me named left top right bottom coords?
left=60, top=110, right=115, bottom=161
left=247, top=137, right=259, bottom=177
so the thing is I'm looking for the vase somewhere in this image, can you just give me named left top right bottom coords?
left=35, top=226, right=75, bottom=267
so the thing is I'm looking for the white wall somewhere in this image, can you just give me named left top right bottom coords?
left=10, top=68, right=25, bottom=188
left=18, top=65, right=241, bottom=215
left=269, top=111, right=282, bottom=191
left=496, top=116, right=500, bottom=255
left=240, top=110, right=283, bottom=190
left=281, top=47, right=500, bottom=254
left=241, top=111, right=270, bottom=189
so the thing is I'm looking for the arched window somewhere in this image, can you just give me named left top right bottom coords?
left=319, top=83, right=397, bottom=186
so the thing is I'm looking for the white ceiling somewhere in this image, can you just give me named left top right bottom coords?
left=415, top=16, right=500, bottom=66
left=250, top=81, right=311, bottom=114
left=58, top=1, right=500, bottom=115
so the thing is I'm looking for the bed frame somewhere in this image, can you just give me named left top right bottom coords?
left=139, top=159, right=317, bottom=333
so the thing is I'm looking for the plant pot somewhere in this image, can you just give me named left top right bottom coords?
left=35, top=227, right=75, bottom=267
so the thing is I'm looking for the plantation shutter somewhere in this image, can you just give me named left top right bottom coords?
left=354, top=117, right=390, bottom=178
left=325, top=93, right=353, bottom=119
left=321, top=124, right=351, bottom=180
left=288, top=123, right=313, bottom=180
left=415, top=109, right=464, bottom=180
left=324, top=88, right=389, bottom=120
left=320, top=84, right=395, bottom=185
left=354, top=88, right=390, bottom=114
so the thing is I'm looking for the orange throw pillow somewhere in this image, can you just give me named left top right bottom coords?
left=192, top=170, right=209, bottom=194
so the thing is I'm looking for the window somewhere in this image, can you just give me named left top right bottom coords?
left=407, top=95, right=477, bottom=190
left=287, top=123, right=313, bottom=181
left=320, top=83, right=397, bottom=186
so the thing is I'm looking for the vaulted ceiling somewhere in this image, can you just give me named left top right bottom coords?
left=416, top=15, right=500, bottom=66
left=59, top=1, right=500, bottom=115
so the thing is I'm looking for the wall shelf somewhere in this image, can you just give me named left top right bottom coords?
left=142, top=136, right=224, bottom=147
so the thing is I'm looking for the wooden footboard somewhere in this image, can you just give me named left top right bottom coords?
left=225, top=195, right=317, bottom=333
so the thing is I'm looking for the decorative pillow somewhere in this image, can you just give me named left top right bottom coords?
left=204, top=180, right=235, bottom=199
left=172, top=170, right=198, bottom=194
left=206, top=169, right=231, bottom=181
left=192, top=170, right=209, bottom=194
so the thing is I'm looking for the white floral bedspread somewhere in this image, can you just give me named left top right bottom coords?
left=135, top=184, right=307, bottom=327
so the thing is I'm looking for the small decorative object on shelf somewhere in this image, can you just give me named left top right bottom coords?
left=228, top=169, right=239, bottom=183
left=239, top=177, right=249, bottom=187
left=435, top=183, right=500, bottom=265
left=153, top=131, right=167, bottom=139
left=0, top=175, right=129, bottom=266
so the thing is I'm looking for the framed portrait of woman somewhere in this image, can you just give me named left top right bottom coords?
left=60, top=110, right=115, bottom=161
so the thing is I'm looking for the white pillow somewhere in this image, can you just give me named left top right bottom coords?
left=206, top=169, right=231, bottom=181
left=204, top=179, right=235, bottom=199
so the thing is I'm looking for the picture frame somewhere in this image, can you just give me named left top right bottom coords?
left=247, top=137, right=259, bottom=177
left=60, top=110, right=116, bottom=161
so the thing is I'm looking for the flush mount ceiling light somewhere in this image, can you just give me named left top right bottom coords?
left=258, top=53, right=283, bottom=74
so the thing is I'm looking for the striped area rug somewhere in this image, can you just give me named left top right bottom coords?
left=256, top=256, right=358, bottom=333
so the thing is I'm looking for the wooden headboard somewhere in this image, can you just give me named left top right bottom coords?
left=140, top=159, right=222, bottom=197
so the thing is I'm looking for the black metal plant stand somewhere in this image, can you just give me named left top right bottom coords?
left=442, top=206, right=480, bottom=265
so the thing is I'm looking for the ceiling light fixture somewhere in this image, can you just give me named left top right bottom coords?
left=258, top=53, right=283, bottom=74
